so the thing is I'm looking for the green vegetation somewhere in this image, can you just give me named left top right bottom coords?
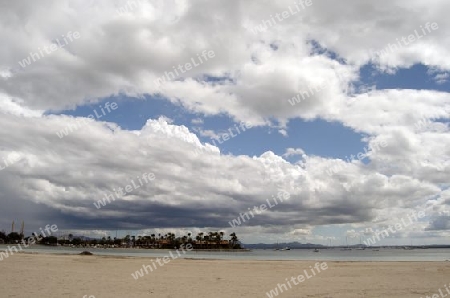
left=0, top=227, right=242, bottom=250
left=0, top=230, right=57, bottom=245
left=0, top=231, right=22, bottom=244
left=61, top=231, right=241, bottom=250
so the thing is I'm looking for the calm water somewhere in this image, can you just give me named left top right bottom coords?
left=1, top=245, right=449, bottom=262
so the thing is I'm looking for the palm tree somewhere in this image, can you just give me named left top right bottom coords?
left=213, top=232, right=220, bottom=248
left=144, top=236, right=151, bottom=247
left=124, top=235, right=130, bottom=247
left=162, top=233, right=175, bottom=248
left=195, top=235, right=201, bottom=249
left=229, top=232, right=238, bottom=249
left=170, top=233, right=176, bottom=247
left=204, top=235, right=210, bottom=249
left=208, top=232, right=215, bottom=248
left=197, top=232, right=204, bottom=249
left=219, top=231, right=224, bottom=247
left=137, top=235, right=142, bottom=246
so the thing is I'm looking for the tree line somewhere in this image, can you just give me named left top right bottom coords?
left=66, top=231, right=241, bottom=249
left=1, top=229, right=242, bottom=250
left=0, top=231, right=57, bottom=245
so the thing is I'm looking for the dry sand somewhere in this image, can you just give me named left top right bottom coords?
left=0, top=253, right=449, bottom=297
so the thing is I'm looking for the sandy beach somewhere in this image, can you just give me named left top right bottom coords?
left=0, top=253, right=448, bottom=297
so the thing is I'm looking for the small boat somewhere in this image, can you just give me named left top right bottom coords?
left=356, top=237, right=365, bottom=250
left=313, top=248, right=319, bottom=252
left=341, top=236, right=352, bottom=250
left=274, top=242, right=279, bottom=251
left=280, top=247, right=290, bottom=251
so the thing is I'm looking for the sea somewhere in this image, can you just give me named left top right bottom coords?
left=1, top=245, right=449, bottom=262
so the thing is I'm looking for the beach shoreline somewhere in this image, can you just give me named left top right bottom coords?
left=13, top=250, right=450, bottom=262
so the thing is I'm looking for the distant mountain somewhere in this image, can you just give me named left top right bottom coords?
left=243, top=242, right=450, bottom=249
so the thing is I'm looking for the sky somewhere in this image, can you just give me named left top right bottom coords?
left=0, top=0, right=450, bottom=245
